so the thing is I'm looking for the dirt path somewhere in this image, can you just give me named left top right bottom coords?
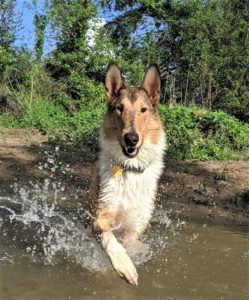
left=0, top=128, right=248, bottom=226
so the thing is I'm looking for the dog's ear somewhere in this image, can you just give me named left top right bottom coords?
left=142, top=64, right=161, bottom=105
left=105, top=63, right=125, bottom=102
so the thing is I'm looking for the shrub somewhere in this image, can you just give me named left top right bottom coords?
left=159, top=105, right=205, bottom=159
left=0, top=97, right=105, bottom=149
left=1, top=101, right=249, bottom=160
left=159, top=105, right=249, bottom=160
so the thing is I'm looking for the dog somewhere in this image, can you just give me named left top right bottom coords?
left=93, top=63, right=165, bottom=285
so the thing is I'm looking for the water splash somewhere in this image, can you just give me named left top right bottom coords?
left=0, top=147, right=181, bottom=272
left=0, top=180, right=111, bottom=271
left=0, top=179, right=179, bottom=272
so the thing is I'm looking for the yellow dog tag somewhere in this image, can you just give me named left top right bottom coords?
left=112, top=165, right=123, bottom=177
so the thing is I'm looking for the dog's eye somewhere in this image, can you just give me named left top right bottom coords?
left=141, top=107, right=148, bottom=113
left=116, top=105, right=124, bottom=113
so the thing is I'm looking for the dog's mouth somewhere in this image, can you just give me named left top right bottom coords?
left=121, top=146, right=139, bottom=158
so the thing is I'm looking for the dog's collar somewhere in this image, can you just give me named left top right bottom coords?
left=111, top=159, right=149, bottom=177
left=120, top=164, right=146, bottom=173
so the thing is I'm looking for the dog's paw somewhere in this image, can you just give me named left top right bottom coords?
left=111, top=250, right=138, bottom=285
left=102, top=232, right=138, bottom=285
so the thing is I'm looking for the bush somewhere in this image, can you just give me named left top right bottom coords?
left=159, top=105, right=205, bottom=159
left=0, top=97, right=105, bottom=149
left=0, top=113, right=19, bottom=128
left=1, top=101, right=249, bottom=160
left=159, top=105, right=249, bottom=160
left=216, top=91, right=249, bottom=123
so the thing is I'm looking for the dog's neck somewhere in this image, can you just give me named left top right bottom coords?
left=110, top=158, right=150, bottom=173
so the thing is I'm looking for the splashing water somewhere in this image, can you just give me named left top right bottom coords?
left=0, top=177, right=180, bottom=272
left=0, top=146, right=186, bottom=273
left=0, top=179, right=112, bottom=271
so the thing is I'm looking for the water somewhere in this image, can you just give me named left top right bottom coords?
left=0, top=177, right=248, bottom=299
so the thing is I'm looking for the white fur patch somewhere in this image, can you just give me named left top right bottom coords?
left=98, top=129, right=165, bottom=235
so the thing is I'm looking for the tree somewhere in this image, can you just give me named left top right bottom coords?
left=0, top=0, right=19, bottom=48
left=0, top=0, right=20, bottom=81
left=45, top=0, right=96, bottom=100
left=100, top=0, right=249, bottom=121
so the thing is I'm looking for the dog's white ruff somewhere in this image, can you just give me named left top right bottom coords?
left=98, top=128, right=165, bottom=284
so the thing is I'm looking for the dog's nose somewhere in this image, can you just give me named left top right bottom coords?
left=124, top=132, right=139, bottom=146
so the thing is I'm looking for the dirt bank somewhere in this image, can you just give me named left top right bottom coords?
left=0, top=128, right=248, bottom=227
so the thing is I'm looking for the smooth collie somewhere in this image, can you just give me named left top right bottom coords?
left=93, top=63, right=165, bottom=285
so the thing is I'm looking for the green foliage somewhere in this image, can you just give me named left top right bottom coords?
left=0, top=97, right=105, bottom=149
left=0, top=46, right=12, bottom=78
left=19, top=100, right=68, bottom=132
left=0, top=113, right=19, bottom=128
left=159, top=105, right=249, bottom=160
left=46, top=0, right=96, bottom=101
left=1, top=100, right=249, bottom=160
left=64, top=106, right=105, bottom=148
left=0, top=0, right=19, bottom=48
left=159, top=105, right=205, bottom=159
left=34, top=14, right=47, bottom=62
left=1, top=49, right=33, bottom=88
left=0, top=0, right=249, bottom=161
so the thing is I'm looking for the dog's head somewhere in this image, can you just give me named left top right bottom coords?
left=104, top=63, right=162, bottom=159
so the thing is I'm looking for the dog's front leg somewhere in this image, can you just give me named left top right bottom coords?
left=101, top=231, right=138, bottom=285
left=94, top=214, right=138, bottom=285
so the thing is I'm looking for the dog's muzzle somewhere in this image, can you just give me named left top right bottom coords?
left=122, top=132, right=139, bottom=158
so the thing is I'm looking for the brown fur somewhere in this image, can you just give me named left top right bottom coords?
left=102, top=63, right=162, bottom=152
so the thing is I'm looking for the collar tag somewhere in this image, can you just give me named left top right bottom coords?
left=112, top=165, right=123, bottom=177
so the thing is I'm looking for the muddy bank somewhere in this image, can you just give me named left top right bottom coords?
left=0, top=128, right=248, bottom=227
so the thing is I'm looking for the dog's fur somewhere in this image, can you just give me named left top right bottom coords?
left=93, top=63, right=165, bottom=285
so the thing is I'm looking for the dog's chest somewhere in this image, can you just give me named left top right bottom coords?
left=98, top=130, right=165, bottom=226
left=99, top=163, right=160, bottom=224
left=115, top=170, right=156, bottom=205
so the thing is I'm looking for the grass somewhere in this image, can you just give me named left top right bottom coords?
left=1, top=99, right=249, bottom=160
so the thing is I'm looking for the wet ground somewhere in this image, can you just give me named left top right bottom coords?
left=0, top=129, right=249, bottom=299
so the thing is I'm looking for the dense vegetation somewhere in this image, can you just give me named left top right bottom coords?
left=0, top=0, right=249, bottom=160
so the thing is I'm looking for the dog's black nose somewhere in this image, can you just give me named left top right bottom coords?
left=124, top=132, right=139, bottom=146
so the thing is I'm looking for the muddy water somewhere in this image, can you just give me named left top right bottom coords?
left=0, top=181, right=248, bottom=300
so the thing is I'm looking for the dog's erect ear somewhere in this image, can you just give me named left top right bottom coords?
left=142, top=64, right=161, bottom=105
left=105, top=63, right=125, bottom=102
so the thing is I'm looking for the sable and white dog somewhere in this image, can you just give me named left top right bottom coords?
left=93, top=63, right=165, bottom=285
